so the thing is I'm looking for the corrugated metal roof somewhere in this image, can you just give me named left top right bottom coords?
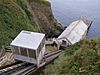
left=57, top=20, right=88, bottom=44
left=11, top=30, right=45, bottom=50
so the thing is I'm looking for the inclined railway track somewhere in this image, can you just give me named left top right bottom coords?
left=0, top=63, right=33, bottom=75
left=0, top=50, right=62, bottom=75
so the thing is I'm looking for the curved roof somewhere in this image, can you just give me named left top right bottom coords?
left=57, top=20, right=88, bottom=44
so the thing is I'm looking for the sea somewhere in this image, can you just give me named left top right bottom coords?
left=50, top=0, right=100, bottom=38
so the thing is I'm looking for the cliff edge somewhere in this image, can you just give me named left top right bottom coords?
left=0, top=0, right=62, bottom=48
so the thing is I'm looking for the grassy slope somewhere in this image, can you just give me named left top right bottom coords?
left=28, top=0, right=49, bottom=4
left=45, top=38, right=100, bottom=75
left=0, top=0, right=49, bottom=48
left=0, top=0, right=61, bottom=48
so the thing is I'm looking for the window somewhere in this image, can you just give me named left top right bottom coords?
left=20, top=47, right=27, bottom=56
left=38, top=37, right=45, bottom=53
left=28, top=49, right=36, bottom=58
left=42, top=37, right=45, bottom=47
left=14, top=46, right=19, bottom=55
left=62, top=40, right=66, bottom=45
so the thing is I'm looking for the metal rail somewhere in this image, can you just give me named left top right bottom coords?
left=0, top=61, right=21, bottom=70
left=0, top=62, right=35, bottom=75
left=0, top=50, right=62, bottom=75
left=24, top=50, right=62, bottom=75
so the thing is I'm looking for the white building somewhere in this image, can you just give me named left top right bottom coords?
left=54, top=19, right=92, bottom=49
left=11, top=30, right=45, bottom=67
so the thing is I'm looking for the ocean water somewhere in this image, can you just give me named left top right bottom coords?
left=50, top=0, right=100, bottom=38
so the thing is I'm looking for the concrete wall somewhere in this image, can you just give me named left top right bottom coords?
left=12, top=37, right=46, bottom=67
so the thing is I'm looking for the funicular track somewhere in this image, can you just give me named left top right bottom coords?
left=0, top=50, right=62, bottom=75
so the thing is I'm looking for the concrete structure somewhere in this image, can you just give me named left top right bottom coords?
left=53, top=19, right=92, bottom=49
left=11, top=30, right=45, bottom=67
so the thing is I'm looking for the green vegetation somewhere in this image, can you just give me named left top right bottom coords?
left=45, top=45, right=58, bottom=54
left=28, top=0, right=49, bottom=5
left=0, top=0, right=99, bottom=75
left=15, top=0, right=41, bottom=32
left=45, top=38, right=100, bottom=75
left=0, top=0, right=61, bottom=48
left=0, top=0, right=34, bottom=48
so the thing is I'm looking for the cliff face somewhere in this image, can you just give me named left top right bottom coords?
left=28, top=0, right=62, bottom=37
left=0, top=0, right=62, bottom=48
